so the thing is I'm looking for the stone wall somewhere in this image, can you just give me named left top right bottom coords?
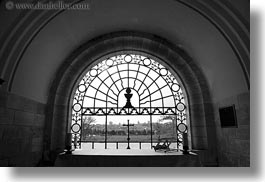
left=215, top=92, right=250, bottom=167
left=0, top=90, right=45, bottom=166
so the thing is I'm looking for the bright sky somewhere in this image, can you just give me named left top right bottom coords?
left=72, top=54, right=185, bottom=129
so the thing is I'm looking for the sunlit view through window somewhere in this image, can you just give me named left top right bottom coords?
left=71, top=53, right=188, bottom=150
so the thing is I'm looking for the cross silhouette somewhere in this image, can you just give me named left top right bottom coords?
left=123, top=119, right=134, bottom=149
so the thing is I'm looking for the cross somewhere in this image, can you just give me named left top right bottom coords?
left=123, top=119, right=134, bottom=149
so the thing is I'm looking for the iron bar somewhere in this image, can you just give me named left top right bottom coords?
left=71, top=54, right=187, bottom=150
left=150, top=115, right=153, bottom=149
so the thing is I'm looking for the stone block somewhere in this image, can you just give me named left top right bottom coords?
left=19, top=138, right=32, bottom=153
left=141, top=38, right=154, bottom=52
left=217, top=139, right=227, bottom=152
left=30, top=127, right=44, bottom=138
left=204, top=114, right=217, bottom=127
left=217, top=131, right=228, bottom=147
left=217, top=95, right=239, bottom=110
left=206, top=127, right=218, bottom=144
left=18, top=126, right=32, bottom=139
left=238, top=140, right=250, bottom=156
left=169, top=55, right=186, bottom=69
left=0, top=159, right=8, bottom=166
left=57, top=71, right=76, bottom=94
left=222, top=127, right=237, bottom=138
left=0, top=107, right=14, bottom=124
left=192, top=136, right=208, bottom=149
left=152, top=42, right=170, bottom=59
left=34, top=114, right=45, bottom=126
left=236, top=125, right=250, bottom=140
left=191, top=126, right=207, bottom=137
left=53, top=114, right=68, bottom=127
left=237, top=92, right=250, bottom=109
left=190, top=118, right=206, bottom=128
left=0, top=91, right=7, bottom=107
left=189, top=103, right=204, bottom=116
left=216, top=126, right=223, bottom=139
left=189, top=91, right=204, bottom=105
left=239, top=155, right=250, bottom=167
left=236, top=107, right=250, bottom=125
left=32, top=138, right=43, bottom=152
left=228, top=139, right=250, bottom=156
left=36, top=103, right=46, bottom=115
left=54, top=104, right=68, bottom=113
left=8, top=154, right=33, bottom=167
left=203, top=102, right=216, bottom=114
left=0, top=139, right=21, bottom=157
left=180, top=68, right=198, bottom=87
left=197, top=149, right=218, bottom=166
left=227, top=153, right=240, bottom=166
left=189, top=104, right=206, bottom=127
left=228, top=139, right=241, bottom=154
left=1, top=126, right=33, bottom=141
left=217, top=152, right=227, bottom=166
left=190, top=103, right=204, bottom=111
left=128, top=37, right=144, bottom=50
left=7, top=93, right=36, bottom=113
left=0, top=127, right=4, bottom=140
left=54, top=94, right=69, bottom=106
left=31, top=144, right=43, bottom=152
left=32, top=144, right=43, bottom=153
left=1, top=126, right=18, bottom=140
left=14, top=110, right=34, bottom=126
left=31, top=151, right=43, bottom=166
left=218, top=151, right=241, bottom=167
left=166, top=50, right=182, bottom=67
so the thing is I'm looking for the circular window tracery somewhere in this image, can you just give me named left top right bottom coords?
left=71, top=53, right=188, bottom=149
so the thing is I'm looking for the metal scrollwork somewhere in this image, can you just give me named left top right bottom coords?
left=71, top=54, right=188, bottom=148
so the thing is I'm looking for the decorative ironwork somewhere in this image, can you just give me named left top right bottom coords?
left=82, top=107, right=180, bottom=115
left=123, top=88, right=134, bottom=108
left=71, top=53, right=188, bottom=149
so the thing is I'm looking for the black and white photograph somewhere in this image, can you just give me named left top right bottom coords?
left=0, top=0, right=253, bottom=172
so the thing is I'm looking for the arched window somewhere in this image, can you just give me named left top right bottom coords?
left=71, top=53, right=188, bottom=150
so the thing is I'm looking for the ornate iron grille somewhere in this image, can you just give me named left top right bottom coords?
left=71, top=54, right=187, bottom=149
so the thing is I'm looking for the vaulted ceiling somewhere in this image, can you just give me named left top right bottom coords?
left=0, top=0, right=249, bottom=103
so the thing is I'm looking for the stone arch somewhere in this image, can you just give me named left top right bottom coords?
left=45, top=31, right=217, bottom=165
left=0, top=0, right=249, bottom=91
